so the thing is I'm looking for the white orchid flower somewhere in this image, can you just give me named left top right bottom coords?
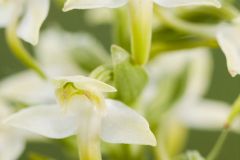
left=0, top=0, right=50, bottom=45
left=216, top=23, right=240, bottom=77
left=0, top=100, right=26, bottom=160
left=62, top=0, right=220, bottom=65
left=5, top=75, right=156, bottom=160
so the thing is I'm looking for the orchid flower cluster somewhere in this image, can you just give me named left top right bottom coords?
left=1, top=0, right=240, bottom=160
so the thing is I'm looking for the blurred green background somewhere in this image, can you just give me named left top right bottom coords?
left=0, top=1, right=240, bottom=160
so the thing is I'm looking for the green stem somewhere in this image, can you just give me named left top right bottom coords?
left=226, top=95, right=240, bottom=126
left=206, top=129, right=229, bottom=160
left=5, top=3, right=47, bottom=79
left=129, top=0, right=153, bottom=65
left=150, top=39, right=217, bottom=59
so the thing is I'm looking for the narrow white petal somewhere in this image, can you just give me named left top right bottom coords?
left=174, top=100, right=231, bottom=130
left=17, top=0, right=50, bottom=45
left=53, top=75, right=116, bottom=92
left=63, top=0, right=128, bottom=11
left=101, top=99, right=156, bottom=146
left=0, top=131, right=25, bottom=160
left=154, top=0, right=221, bottom=8
left=217, top=24, right=240, bottom=77
left=4, top=104, right=78, bottom=138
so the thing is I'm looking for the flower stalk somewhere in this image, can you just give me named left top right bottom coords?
left=77, top=112, right=102, bottom=160
left=206, top=129, right=229, bottom=160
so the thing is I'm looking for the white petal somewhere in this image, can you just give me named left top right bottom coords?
left=154, top=0, right=221, bottom=8
left=174, top=100, right=232, bottom=130
left=101, top=99, right=156, bottom=146
left=0, top=1, right=15, bottom=27
left=53, top=75, right=116, bottom=92
left=0, top=70, right=54, bottom=105
left=4, top=104, right=79, bottom=138
left=216, top=24, right=240, bottom=77
left=17, top=0, right=50, bottom=45
left=63, top=0, right=128, bottom=11
left=0, top=131, right=25, bottom=160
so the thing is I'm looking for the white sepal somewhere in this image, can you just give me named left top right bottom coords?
left=4, top=104, right=79, bottom=139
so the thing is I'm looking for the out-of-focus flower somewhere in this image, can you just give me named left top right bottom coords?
left=0, top=0, right=50, bottom=45
left=147, top=48, right=240, bottom=132
left=216, top=22, right=240, bottom=77
left=5, top=76, right=156, bottom=159
left=0, top=100, right=26, bottom=160
left=140, top=48, right=240, bottom=157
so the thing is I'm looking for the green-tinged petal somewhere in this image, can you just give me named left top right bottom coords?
left=0, top=131, right=25, bottom=160
left=153, top=0, right=221, bottom=8
left=174, top=100, right=240, bottom=132
left=63, top=0, right=127, bottom=11
left=4, top=104, right=79, bottom=138
left=53, top=76, right=116, bottom=93
left=17, top=0, right=50, bottom=45
left=101, top=99, right=157, bottom=146
left=217, top=24, right=240, bottom=77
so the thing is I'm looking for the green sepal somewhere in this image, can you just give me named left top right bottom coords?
left=111, top=45, right=148, bottom=105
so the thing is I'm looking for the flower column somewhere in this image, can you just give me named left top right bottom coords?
left=129, top=0, right=153, bottom=65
